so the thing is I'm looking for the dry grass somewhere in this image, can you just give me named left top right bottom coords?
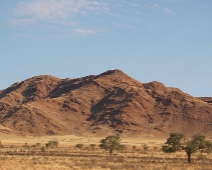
left=0, top=145, right=211, bottom=170
left=0, top=135, right=211, bottom=169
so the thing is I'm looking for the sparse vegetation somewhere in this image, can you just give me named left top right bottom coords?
left=0, top=140, right=211, bottom=170
left=0, top=134, right=211, bottom=169
left=75, top=144, right=84, bottom=150
left=153, top=146, right=158, bottom=151
left=142, top=143, right=149, bottom=152
left=40, top=146, right=46, bottom=152
left=45, top=140, right=59, bottom=149
left=90, top=144, right=96, bottom=151
left=132, top=145, right=136, bottom=151
left=23, top=142, right=28, bottom=148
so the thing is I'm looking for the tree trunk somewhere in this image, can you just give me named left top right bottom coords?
left=187, top=152, right=191, bottom=163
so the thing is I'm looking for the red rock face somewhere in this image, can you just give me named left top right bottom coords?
left=0, top=69, right=211, bottom=138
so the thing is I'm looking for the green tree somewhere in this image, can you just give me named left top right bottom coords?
left=162, top=133, right=212, bottom=163
left=99, top=136, right=122, bottom=156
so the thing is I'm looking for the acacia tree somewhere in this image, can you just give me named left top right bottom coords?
left=99, top=136, right=121, bottom=156
left=162, top=133, right=212, bottom=163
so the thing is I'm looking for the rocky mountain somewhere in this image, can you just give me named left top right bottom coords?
left=0, top=69, right=211, bottom=138
left=198, top=97, right=212, bottom=105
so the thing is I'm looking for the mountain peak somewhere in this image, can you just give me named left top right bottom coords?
left=97, top=69, right=126, bottom=77
left=0, top=70, right=211, bottom=138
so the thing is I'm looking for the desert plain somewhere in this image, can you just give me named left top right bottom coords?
left=0, top=134, right=210, bottom=170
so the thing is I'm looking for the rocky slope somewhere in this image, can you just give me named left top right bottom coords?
left=0, top=69, right=211, bottom=138
left=198, top=97, right=212, bottom=105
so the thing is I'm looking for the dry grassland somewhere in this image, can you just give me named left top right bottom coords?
left=0, top=148, right=212, bottom=170
left=0, top=135, right=211, bottom=170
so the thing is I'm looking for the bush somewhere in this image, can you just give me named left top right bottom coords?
left=142, top=143, right=149, bottom=151
left=132, top=146, right=136, bottom=151
left=90, top=144, right=96, bottom=151
left=41, top=147, right=46, bottom=152
left=46, top=140, right=59, bottom=149
left=75, top=144, right=84, bottom=149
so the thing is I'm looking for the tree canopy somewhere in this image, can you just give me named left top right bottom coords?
left=99, top=136, right=121, bottom=156
left=162, top=133, right=212, bottom=163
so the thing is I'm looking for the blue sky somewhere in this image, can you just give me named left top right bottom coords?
left=1, top=0, right=212, bottom=96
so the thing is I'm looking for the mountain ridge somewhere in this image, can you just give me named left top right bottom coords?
left=0, top=69, right=211, bottom=138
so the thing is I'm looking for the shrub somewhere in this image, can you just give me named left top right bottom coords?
left=75, top=144, right=84, bottom=149
left=46, top=140, right=59, bottom=149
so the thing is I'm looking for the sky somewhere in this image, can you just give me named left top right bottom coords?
left=1, top=0, right=212, bottom=97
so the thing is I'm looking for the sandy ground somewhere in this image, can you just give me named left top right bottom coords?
left=0, top=133, right=166, bottom=147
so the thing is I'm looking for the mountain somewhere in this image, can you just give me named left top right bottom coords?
left=0, top=69, right=211, bottom=138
